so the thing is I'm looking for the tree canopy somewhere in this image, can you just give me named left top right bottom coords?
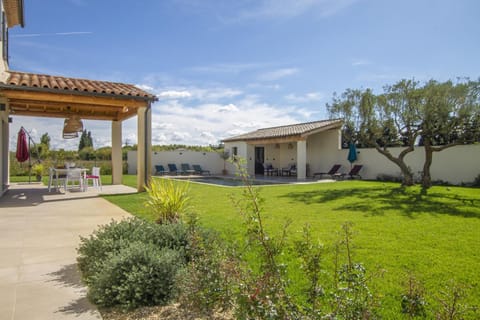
left=328, top=78, right=480, bottom=188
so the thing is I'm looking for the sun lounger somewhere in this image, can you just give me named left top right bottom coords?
left=154, top=165, right=167, bottom=175
left=335, top=164, right=363, bottom=180
left=181, top=163, right=196, bottom=175
left=313, top=164, right=341, bottom=179
left=192, top=164, right=211, bottom=175
left=167, top=163, right=183, bottom=175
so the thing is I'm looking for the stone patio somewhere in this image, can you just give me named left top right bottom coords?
left=0, top=183, right=135, bottom=320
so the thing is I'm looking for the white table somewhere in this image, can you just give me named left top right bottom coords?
left=48, top=168, right=88, bottom=192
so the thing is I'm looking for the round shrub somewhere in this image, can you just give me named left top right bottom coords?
left=88, top=242, right=184, bottom=309
left=77, top=217, right=189, bottom=286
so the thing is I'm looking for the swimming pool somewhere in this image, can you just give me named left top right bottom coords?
left=188, top=177, right=287, bottom=187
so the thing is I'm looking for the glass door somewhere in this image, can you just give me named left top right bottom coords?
left=254, top=146, right=264, bottom=175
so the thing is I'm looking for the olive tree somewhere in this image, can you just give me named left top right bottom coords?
left=328, top=78, right=480, bottom=188
left=328, top=80, right=422, bottom=186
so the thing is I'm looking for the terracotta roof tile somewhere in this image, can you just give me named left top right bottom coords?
left=2, top=71, right=157, bottom=100
left=223, top=119, right=343, bottom=142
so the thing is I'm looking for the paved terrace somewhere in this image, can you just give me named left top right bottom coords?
left=0, top=183, right=135, bottom=320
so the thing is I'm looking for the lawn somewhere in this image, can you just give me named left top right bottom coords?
left=104, top=178, right=480, bottom=317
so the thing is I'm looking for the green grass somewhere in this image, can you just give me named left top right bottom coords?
left=103, top=179, right=480, bottom=317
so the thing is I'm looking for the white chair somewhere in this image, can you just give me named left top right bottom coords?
left=48, top=167, right=67, bottom=192
left=65, top=168, right=84, bottom=192
left=85, top=167, right=102, bottom=191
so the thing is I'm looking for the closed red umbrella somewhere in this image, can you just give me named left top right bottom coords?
left=16, top=128, right=30, bottom=163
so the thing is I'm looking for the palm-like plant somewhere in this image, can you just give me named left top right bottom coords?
left=145, top=178, right=190, bottom=224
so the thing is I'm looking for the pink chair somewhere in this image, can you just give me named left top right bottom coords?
left=85, top=167, right=102, bottom=190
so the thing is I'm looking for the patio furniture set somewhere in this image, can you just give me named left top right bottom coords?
left=48, top=165, right=102, bottom=192
left=263, top=163, right=297, bottom=176
left=154, top=163, right=211, bottom=176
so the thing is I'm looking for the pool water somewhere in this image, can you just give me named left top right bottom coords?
left=189, top=177, right=285, bottom=187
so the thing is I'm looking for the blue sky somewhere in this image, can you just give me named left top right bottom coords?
left=8, top=0, right=480, bottom=150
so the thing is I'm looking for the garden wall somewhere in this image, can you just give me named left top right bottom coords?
left=128, top=144, right=480, bottom=185
left=332, top=144, right=480, bottom=185
left=127, top=150, right=224, bottom=175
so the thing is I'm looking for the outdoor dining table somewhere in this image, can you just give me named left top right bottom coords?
left=48, top=167, right=89, bottom=192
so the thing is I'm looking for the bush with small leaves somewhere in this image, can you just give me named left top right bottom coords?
left=77, top=217, right=189, bottom=286
left=88, top=242, right=184, bottom=310
left=400, top=274, right=427, bottom=318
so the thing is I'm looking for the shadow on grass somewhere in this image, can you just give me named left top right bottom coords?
left=281, top=185, right=480, bottom=219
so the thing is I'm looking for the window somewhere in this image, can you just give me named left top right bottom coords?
left=232, top=146, right=238, bottom=156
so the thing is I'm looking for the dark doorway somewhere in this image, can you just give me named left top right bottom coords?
left=254, top=147, right=264, bottom=175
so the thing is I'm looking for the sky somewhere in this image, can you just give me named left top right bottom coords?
left=8, top=0, right=480, bottom=150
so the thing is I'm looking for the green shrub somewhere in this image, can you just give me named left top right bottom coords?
left=88, top=242, right=184, bottom=309
left=175, top=214, right=236, bottom=315
left=77, top=218, right=189, bottom=286
left=145, top=178, right=191, bottom=224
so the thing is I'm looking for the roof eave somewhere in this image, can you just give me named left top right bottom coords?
left=4, top=0, right=25, bottom=28
left=300, top=121, right=343, bottom=138
left=0, top=83, right=158, bottom=102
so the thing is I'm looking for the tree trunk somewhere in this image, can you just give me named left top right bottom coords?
left=375, top=145, right=415, bottom=186
left=422, top=139, right=433, bottom=190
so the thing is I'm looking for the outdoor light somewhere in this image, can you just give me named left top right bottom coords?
left=62, top=115, right=84, bottom=139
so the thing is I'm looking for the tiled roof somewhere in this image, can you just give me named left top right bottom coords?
left=223, top=119, right=343, bottom=142
left=3, top=0, right=24, bottom=27
left=2, top=71, right=157, bottom=101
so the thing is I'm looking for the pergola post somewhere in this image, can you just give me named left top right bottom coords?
left=297, top=140, right=307, bottom=180
left=136, top=105, right=152, bottom=192
left=111, top=120, right=122, bottom=185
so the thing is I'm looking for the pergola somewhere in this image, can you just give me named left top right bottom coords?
left=0, top=71, right=157, bottom=191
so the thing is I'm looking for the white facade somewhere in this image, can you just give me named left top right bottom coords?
left=0, top=1, right=14, bottom=195
left=223, top=130, right=480, bottom=185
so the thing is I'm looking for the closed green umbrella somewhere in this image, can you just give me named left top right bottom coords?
left=347, top=142, right=357, bottom=167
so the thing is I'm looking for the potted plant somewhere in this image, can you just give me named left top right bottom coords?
left=32, top=163, right=44, bottom=182
left=219, top=150, right=230, bottom=175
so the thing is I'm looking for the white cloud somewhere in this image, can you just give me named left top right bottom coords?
left=236, top=0, right=359, bottom=21
left=285, top=92, right=324, bottom=103
left=217, top=104, right=238, bottom=112
left=158, top=90, right=192, bottom=99
left=351, top=59, right=372, bottom=67
left=11, top=31, right=93, bottom=38
left=189, top=62, right=265, bottom=74
left=190, top=87, right=243, bottom=101
left=258, top=68, right=299, bottom=81
left=136, top=84, right=154, bottom=92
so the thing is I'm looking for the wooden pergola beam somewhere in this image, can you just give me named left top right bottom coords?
left=1, top=90, right=148, bottom=108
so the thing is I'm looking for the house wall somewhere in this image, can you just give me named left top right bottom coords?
left=128, top=150, right=225, bottom=175
left=0, top=3, right=9, bottom=195
left=0, top=100, right=8, bottom=195
left=223, top=141, right=253, bottom=175
left=307, top=128, right=342, bottom=175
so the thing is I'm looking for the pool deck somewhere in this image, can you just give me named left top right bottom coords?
left=153, top=174, right=336, bottom=186
left=0, top=183, right=135, bottom=320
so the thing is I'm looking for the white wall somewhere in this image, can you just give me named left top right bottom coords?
left=307, top=128, right=342, bottom=175
left=128, top=150, right=225, bottom=175
left=336, top=144, right=480, bottom=185
left=0, top=104, right=8, bottom=195
left=127, top=143, right=480, bottom=185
